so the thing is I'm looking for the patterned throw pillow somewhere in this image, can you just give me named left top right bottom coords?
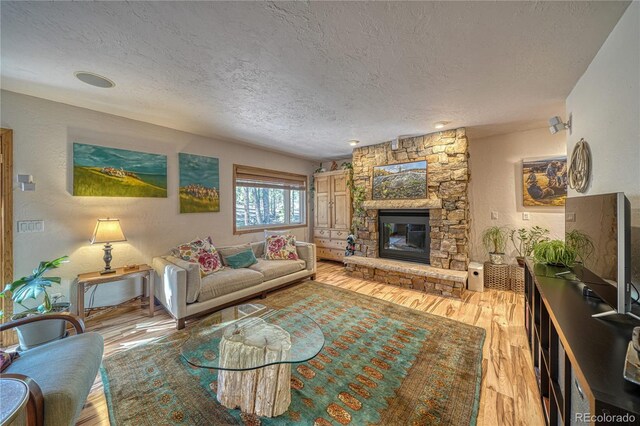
left=0, top=350, right=19, bottom=372
left=172, top=237, right=223, bottom=276
left=264, top=234, right=299, bottom=260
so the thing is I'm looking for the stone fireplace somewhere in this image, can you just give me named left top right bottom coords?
left=344, top=128, right=470, bottom=297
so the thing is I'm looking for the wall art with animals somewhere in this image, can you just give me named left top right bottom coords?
left=522, top=156, right=567, bottom=206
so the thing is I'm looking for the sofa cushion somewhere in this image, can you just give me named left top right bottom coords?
left=6, top=332, right=104, bottom=426
left=217, top=243, right=252, bottom=266
left=166, top=256, right=202, bottom=303
left=251, top=241, right=265, bottom=258
left=197, top=268, right=264, bottom=302
left=248, top=258, right=305, bottom=281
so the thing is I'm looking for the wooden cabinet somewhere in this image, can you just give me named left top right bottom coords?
left=524, top=259, right=640, bottom=424
left=314, top=170, right=352, bottom=261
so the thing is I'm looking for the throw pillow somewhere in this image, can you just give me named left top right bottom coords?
left=0, top=350, right=19, bottom=372
left=225, top=248, right=258, bottom=269
left=264, top=234, right=299, bottom=260
left=217, top=243, right=252, bottom=266
left=264, top=229, right=291, bottom=240
left=172, top=237, right=223, bottom=276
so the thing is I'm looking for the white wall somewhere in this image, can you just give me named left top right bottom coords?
left=565, top=2, right=640, bottom=286
left=1, top=91, right=316, bottom=309
left=469, top=127, right=566, bottom=262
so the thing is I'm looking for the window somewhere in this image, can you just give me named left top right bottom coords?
left=233, top=165, right=307, bottom=233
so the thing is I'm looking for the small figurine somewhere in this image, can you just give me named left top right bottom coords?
left=345, top=234, right=356, bottom=256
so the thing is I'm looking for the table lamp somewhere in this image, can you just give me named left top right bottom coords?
left=90, top=218, right=127, bottom=275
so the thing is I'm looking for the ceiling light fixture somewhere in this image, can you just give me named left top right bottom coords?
left=434, top=121, right=449, bottom=129
left=349, top=140, right=360, bottom=146
left=74, top=71, right=115, bottom=88
left=548, top=115, right=571, bottom=134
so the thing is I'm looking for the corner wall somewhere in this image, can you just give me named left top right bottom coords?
left=565, top=2, right=639, bottom=285
left=468, top=127, right=566, bottom=262
left=1, top=90, right=316, bottom=307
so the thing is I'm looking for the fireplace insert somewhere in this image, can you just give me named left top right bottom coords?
left=378, top=210, right=430, bottom=264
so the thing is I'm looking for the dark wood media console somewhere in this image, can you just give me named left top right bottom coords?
left=524, top=259, right=640, bottom=425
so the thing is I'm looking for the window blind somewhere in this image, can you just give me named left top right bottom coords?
left=235, top=165, right=307, bottom=190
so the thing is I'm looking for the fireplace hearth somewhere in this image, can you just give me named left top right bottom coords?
left=379, top=210, right=430, bottom=264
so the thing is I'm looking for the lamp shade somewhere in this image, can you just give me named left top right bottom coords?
left=90, top=218, right=127, bottom=244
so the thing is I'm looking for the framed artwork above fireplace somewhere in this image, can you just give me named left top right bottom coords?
left=372, top=160, right=427, bottom=200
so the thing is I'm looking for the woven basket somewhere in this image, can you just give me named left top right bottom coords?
left=510, top=264, right=525, bottom=293
left=483, top=262, right=510, bottom=290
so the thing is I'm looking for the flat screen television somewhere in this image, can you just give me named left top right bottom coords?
left=565, top=192, right=633, bottom=318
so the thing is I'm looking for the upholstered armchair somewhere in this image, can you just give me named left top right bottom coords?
left=0, top=313, right=104, bottom=426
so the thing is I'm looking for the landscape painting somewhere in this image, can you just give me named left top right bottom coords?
left=73, top=143, right=167, bottom=197
left=372, top=160, right=427, bottom=200
left=522, top=156, right=567, bottom=206
left=179, top=153, right=220, bottom=213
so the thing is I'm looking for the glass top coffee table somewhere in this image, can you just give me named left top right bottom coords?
left=181, top=304, right=325, bottom=417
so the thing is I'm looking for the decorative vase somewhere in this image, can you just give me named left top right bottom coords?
left=489, top=253, right=505, bottom=265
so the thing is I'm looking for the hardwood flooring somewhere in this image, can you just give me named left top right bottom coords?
left=77, top=261, right=544, bottom=426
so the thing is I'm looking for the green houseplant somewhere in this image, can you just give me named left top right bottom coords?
left=482, top=226, right=509, bottom=264
left=510, top=226, right=550, bottom=267
left=1, top=255, right=70, bottom=349
left=533, top=240, right=577, bottom=267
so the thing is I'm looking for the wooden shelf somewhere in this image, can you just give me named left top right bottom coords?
left=524, top=259, right=640, bottom=423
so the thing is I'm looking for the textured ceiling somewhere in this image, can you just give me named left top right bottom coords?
left=0, top=1, right=629, bottom=159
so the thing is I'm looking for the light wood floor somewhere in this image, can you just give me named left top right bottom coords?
left=77, top=261, right=544, bottom=426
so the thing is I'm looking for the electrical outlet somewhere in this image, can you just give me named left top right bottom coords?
left=566, top=212, right=576, bottom=222
left=522, top=212, right=530, bottom=221
left=491, top=211, right=498, bottom=220
left=17, top=220, right=44, bottom=233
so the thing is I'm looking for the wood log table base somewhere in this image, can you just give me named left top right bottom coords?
left=216, top=318, right=292, bottom=417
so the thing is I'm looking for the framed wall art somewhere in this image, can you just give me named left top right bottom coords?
left=73, top=143, right=167, bottom=197
left=372, top=160, right=427, bottom=200
left=179, top=153, right=220, bottom=213
left=522, top=156, right=567, bottom=206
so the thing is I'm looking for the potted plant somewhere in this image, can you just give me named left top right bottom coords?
left=509, top=226, right=550, bottom=267
left=1, top=256, right=70, bottom=350
left=533, top=240, right=577, bottom=267
left=482, top=226, right=509, bottom=264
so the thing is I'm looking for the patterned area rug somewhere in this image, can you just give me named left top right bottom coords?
left=101, top=282, right=485, bottom=425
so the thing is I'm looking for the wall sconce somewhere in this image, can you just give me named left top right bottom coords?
left=17, top=174, right=35, bottom=191
left=548, top=115, right=571, bottom=134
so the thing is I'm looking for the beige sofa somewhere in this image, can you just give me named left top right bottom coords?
left=152, top=241, right=316, bottom=329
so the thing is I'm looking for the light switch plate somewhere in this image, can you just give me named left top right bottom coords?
left=17, top=174, right=32, bottom=183
left=522, top=212, right=531, bottom=221
left=17, top=220, right=44, bottom=233
left=491, top=211, right=498, bottom=220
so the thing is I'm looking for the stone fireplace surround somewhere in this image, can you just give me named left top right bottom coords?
left=344, top=128, right=470, bottom=297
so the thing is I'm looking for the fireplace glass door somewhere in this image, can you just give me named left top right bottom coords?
left=379, top=210, right=430, bottom=264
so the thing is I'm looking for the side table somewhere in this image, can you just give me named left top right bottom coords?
left=75, top=265, right=154, bottom=321
left=0, top=377, right=29, bottom=426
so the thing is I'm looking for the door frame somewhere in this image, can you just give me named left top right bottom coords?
left=1, top=128, right=14, bottom=345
